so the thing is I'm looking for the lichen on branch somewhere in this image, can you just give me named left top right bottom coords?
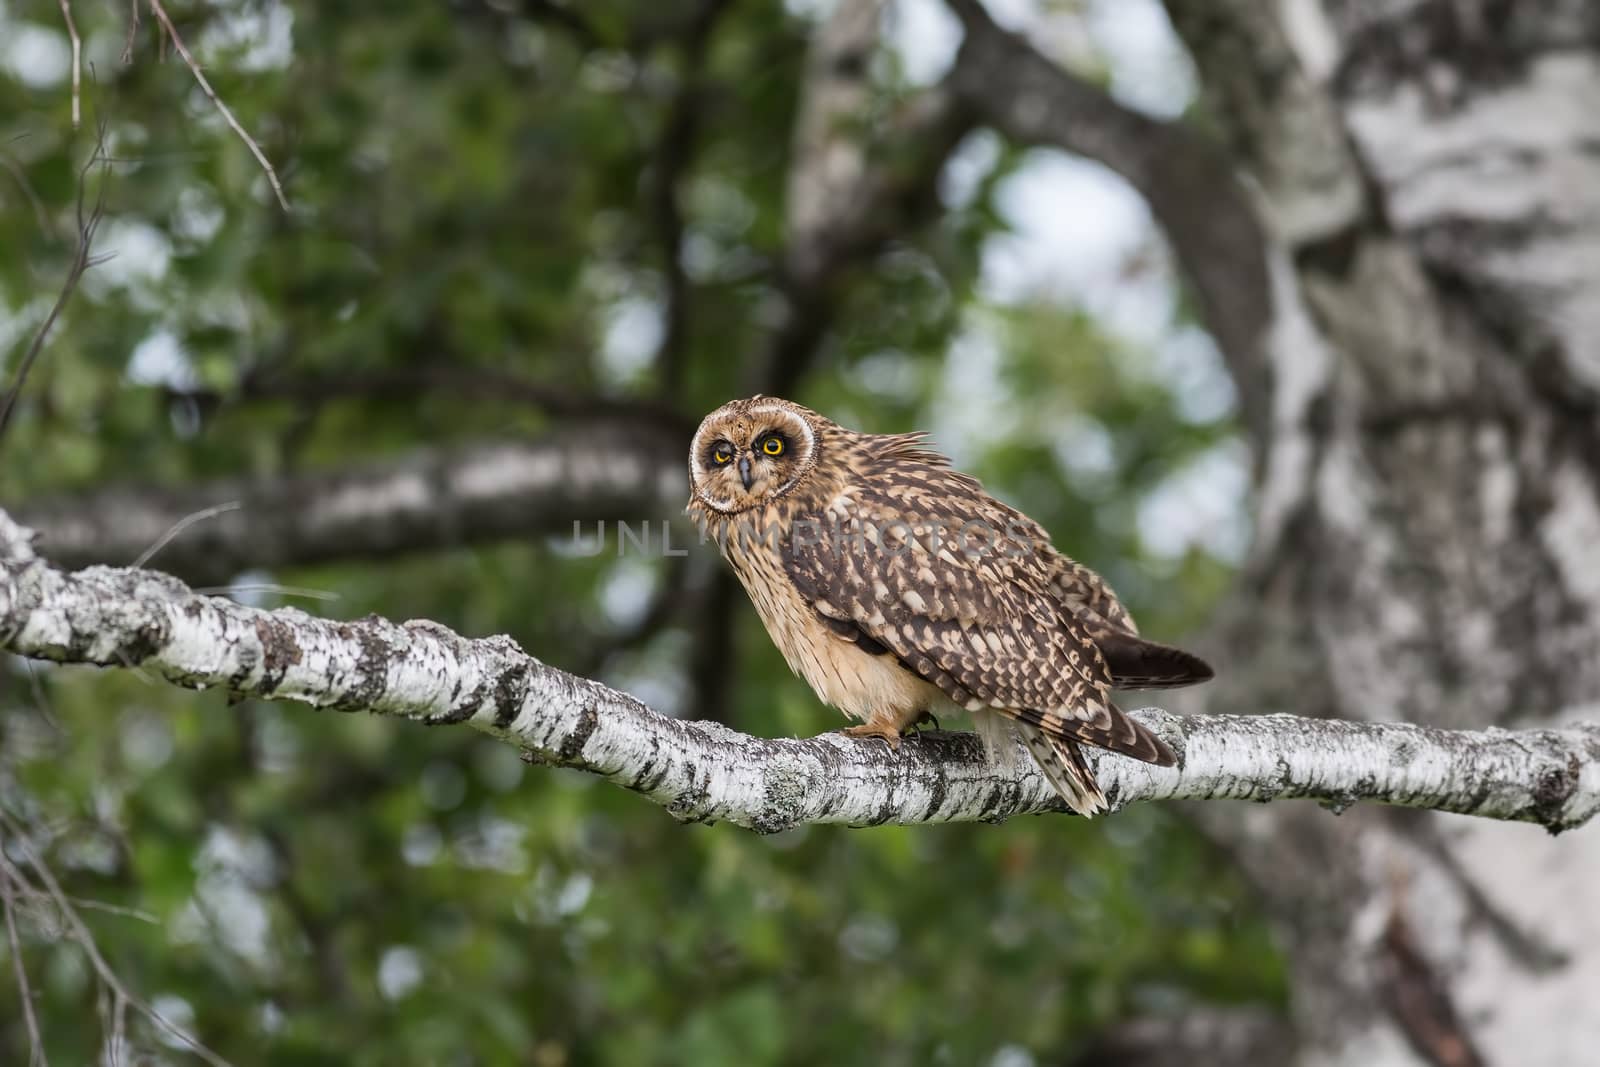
left=2, top=508, right=1597, bottom=833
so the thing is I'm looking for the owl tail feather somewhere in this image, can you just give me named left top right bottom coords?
left=1020, top=726, right=1107, bottom=818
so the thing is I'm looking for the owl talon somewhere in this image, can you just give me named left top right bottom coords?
left=842, top=723, right=903, bottom=750
left=911, top=710, right=940, bottom=731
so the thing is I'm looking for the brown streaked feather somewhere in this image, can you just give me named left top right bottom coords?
left=781, top=466, right=1176, bottom=769
left=868, top=431, right=961, bottom=470
left=1093, top=629, right=1215, bottom=690
left=1021, top=727, right=1107, bottom=817
left=1048, top=557, right=1142, bottom=636
left=688, top=396, right=1209, bottom=815
left=1011, top=703, right=1176, bottom=767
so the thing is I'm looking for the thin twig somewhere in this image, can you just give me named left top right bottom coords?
left=146, top=0, right=290, bottom=212
left=0, top=125, right=108, bottom=446
left=95, top=985, right=115, bottom=1067
left=94, top=980, right=128, bottom=1067
left=22, top=661, right=64, bottom=737
left=193, top=583, right=341, bottom=602
left=0, top=814, right=233, bottom=1067
left=57, top=0, right=81, bottom=129
left=0, top=862, right=47, bottom=1066
left=0, top=153, right=53, bottom=234
left=111, top=986, right=128, bottom=1067
left=62, top=896, right=158, bottom=925
left=133, top=501, right=241, bottom=568
left=122, top=0, right=141, bottom=65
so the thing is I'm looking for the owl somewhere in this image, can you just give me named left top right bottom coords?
left=685, top=395, right=1213, bottom=816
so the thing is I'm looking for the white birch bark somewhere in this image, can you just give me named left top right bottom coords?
left=1150, top=2, right=1600, bottom=1063
left=3, top=508, right=1597, bottom=835
left=941, top=2, right=1600, bottom=1058
left=14, top=428, right=686, bottom=586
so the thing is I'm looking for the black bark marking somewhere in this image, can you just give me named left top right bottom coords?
left=488, top=661, right=532, bottom=728
left=920, top=764, right=949, bottom=821
left=1334, top=0, right=1529, bottom=106
left=664, top=764, right=713, bottom=823
left=866, top=791, right=897, bottom=827
left=646, top=767, right=672, bottom=793
left=630, top=756, right=658, bottom=790
left=65, top=625, right=95, bottom=660
left=253, top=615, right=304, bottom=694
left=1530, top=754, right=1579, bottom=830
left=1256, top=756, right=1292, bottom=804
left=1464, top=773, right=1495, bottom=817
left=978, top=782, right=1010, bottom=824
left=1294, top=218, right=1368, bottom=279
left=429, top=677, right=486, bottom=725
left=329, top=622, right=392, bottom=711
left=121, top=614, right=170, bottom=666
left=558, top=704, right=600, bottom=762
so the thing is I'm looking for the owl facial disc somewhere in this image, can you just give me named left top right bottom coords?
left=688, top=397, right=819, bottom=514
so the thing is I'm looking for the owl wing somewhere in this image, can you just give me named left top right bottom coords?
left=782, top=470, right=1175, bottom=766
left=1049, top=558, right=1215, bottom=690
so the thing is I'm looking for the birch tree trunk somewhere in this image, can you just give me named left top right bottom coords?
left=1159, top=2, right=1600, bottom=1063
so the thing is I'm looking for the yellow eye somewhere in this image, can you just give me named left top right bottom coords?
left=762, top=436, right=785, bottom=456
left=712, top=445, right=733, bottom=465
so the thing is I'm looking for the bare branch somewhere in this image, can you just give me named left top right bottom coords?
left=122, top=0, right=141, bottom=65
left=56, top=0, right=81, bottom=129
left=944, top=0, right=1273, bottom=436
left=15, top=426, right=686, bottom=585
left=0, top=820, right=231, bottom=1067
left=56, top=897, right=157, bottom=925
left=2, top=508, right=1597, bottom=834
left=146, top=0, right=289, bottom=212
left=194, top=582, right=339, bottom=602
left=133, top=501, right=241, bottom=569
left=0, top=129, right=107, bottom=446
left=0, top=862, right=46, bottom=1067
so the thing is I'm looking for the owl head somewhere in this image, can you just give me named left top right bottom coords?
left=688, top=395, right=824, bottom=513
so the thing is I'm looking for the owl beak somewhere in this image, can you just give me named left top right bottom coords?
left=738, top=455, right=755, bottom=490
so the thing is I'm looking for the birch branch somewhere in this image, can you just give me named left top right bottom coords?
left=945, top=0, right=1273, bottom=438
left=15, top=426, right=686, bottom=585
left=2, top=509, right=1597, bottom=833
left=147, top=0, right=289, bottom=212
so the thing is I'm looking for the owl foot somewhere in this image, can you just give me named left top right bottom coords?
left=842, top=723, right=904, bottom=750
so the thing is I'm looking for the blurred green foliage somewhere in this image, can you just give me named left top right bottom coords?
left=1, top=1, right=1277, bottom=1063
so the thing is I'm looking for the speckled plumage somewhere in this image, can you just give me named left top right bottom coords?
left=686, top=396, right=1213, bottom=816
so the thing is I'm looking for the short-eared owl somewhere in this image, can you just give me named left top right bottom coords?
left=686, top=395, right=1212, bottom=816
